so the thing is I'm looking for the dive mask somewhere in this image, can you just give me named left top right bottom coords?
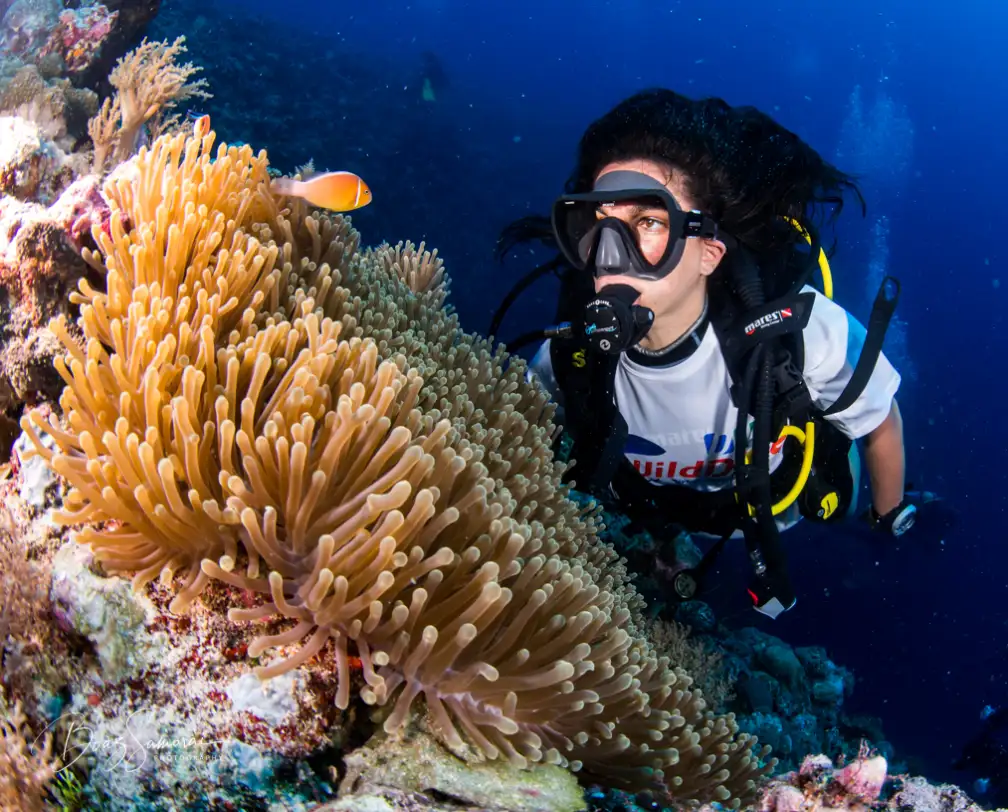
left=551, top=170, right=719, bottom=281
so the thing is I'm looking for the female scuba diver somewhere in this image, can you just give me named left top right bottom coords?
left=493, top=89, right=916, bottom=618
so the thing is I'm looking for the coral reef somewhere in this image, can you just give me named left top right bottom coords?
left=0, top=467, right=71, bottom=812
left=596, top=516, right=892, bottom=772
left=0, top=33, right=208, bottom=426
left=1, top=461, right=339, bottom=811
left=648, top=618, right=735, bottom=712
left=0, top=502, right=53, bottom=697
left=1, top=0, right=157, bottom=89
left=18, top=122, right=771, bottom=806
left=40, top=4, right=120, bottom=74
left=717, top=627, right=888, bottom=770
left=584, top=753, right=1003, bottom=812
left=0, top=0, right=140, bottom=152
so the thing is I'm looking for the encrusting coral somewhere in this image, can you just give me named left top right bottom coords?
left=19, top=123, right=773, bottom=806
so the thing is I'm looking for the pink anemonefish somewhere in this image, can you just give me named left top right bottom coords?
left=271, top=171, right=372, bottom=212
left=192, top=113, right=211, bottom=139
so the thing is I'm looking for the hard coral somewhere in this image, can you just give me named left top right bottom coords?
left=20, top=126, right=772, bottom=806
left=0, top=63, right=99, bottom=147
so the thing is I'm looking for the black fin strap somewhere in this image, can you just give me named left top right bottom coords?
left=823, top=276, right=901, bottom=417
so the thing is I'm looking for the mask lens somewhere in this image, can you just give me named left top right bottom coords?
left=553, top=193, right=677, bottom=274
left=596, top=196, right=671, bottom=268
left=552, top=198, right=598, bottom=269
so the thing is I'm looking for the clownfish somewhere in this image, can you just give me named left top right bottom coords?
left=271, top=171, right=372, bottom=212
left=192, top=113, right=211, bottom=139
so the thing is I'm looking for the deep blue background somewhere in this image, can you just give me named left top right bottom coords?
left=158, top=0, right=1008, bottom=787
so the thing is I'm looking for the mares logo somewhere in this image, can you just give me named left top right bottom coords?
left=744, top=307, right=793, bottom=336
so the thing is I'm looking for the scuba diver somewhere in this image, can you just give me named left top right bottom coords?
left=491, top=89, right=921, bottom=618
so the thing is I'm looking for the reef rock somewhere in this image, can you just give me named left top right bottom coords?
left=337, top=727, right=586, bottom=812
left=0, top=174, right=106, bottom=414
left=49, top=539, right=166, bottom=682
left=889, top=775, right=1002, bottom=812
left=1, top=0, right=61, bottom=59
left=0, top=113, right=81, bottom=202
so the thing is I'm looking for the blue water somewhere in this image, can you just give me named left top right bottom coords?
left=159, top=0, right=1008, bottom=787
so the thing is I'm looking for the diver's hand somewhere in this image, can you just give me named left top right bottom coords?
left=865, top=498, right=918, bottom=538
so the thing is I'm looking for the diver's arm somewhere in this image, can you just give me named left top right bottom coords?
left=862, top=399, right=905, bottom=516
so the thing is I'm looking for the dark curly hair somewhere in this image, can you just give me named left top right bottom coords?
left=497, top=88, right=865, bottom=261
left=569, top=88, right=864, bottom=254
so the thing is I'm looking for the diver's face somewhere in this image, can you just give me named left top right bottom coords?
left=591, top=159, right=724, bottom=320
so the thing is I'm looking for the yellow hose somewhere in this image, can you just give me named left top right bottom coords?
left=745, top=421, right=817, bottom=517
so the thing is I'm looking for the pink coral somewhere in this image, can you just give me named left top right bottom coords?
left=759, top=784, right=805, bottom=811
left=711, top=750, right=998, bottom=812
left=837, top=756, right=887, bottom=803
left=722, top=752, right=891, bottom=812
left=51, top=173, right=111, bottom=251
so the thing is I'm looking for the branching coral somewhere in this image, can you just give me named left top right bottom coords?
left=87, top=35, right=210, bottom=173
left=20, top=126, right=773, bottom=805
